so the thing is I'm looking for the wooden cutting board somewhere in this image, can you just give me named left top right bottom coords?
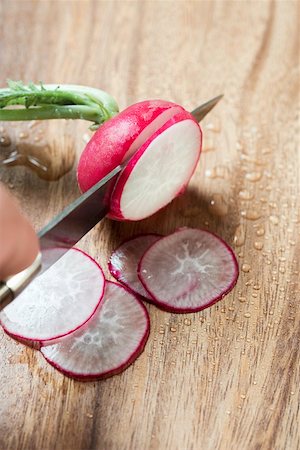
left=0, top=2, right=299, bottom=449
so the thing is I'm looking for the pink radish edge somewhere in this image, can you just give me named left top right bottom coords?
left=41, top=282, right=150, bottom=381
left=137, top=229, right=239, bottom=314
left=0, top=248, right=105, bottom=343
left=109, top=111, right=202, bottom=220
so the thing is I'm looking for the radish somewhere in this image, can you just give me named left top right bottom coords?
left=138, top=228, right=239, bottom=313
left=41, top=282, right=150, bottom=380
left=0, top=248, right=105, bottom=342
left=77, top=101, right=202, bottom=220
left=109, top=234, right=161, bottom=298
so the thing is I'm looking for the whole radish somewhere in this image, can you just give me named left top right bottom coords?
left=77, top=100, right=202, bottom=221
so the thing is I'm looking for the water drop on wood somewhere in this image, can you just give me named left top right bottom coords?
left=254, top=241, right=264, bottom=250
left=238, top=189, right=254, bottom=200
left=245, top=171, right=262, bottom=182
left=241, top=263, right=251, bottom=273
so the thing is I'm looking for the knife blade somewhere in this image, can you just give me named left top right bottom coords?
left=0, top=94, right=223, bottom=309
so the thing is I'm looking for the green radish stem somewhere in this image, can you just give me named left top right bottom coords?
left=0, top=81, right=119, bottom=129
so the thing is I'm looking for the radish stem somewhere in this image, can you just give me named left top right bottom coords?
left=0, top=81, right=119, bottom=129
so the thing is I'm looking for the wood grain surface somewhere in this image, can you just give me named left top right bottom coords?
left=0, top=1, right=299, bottom=449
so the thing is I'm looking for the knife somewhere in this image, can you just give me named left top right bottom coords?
left=0, top=95, right=222, bottom=310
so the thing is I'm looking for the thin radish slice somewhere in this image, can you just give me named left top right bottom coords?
left=0, top=249, right=105, bottom=342
left=109, top=112, right=201, bottom=220
left=138, top=228, right=239, bottom=313
left=108, top=234, right=161, bottom=298
left=41, top=282, right=150, bottom=380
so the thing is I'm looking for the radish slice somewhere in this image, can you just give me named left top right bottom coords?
left=41, top=282, right=150, bottom=380
left=108, top=234, right=161, bottom=298
left=138, top=228, right=239, bottom=313
left=110, top=112, right=201, bottom=220
left=0, top=249, right=105, bottom=341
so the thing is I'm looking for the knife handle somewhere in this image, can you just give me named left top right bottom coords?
left=0, top=253, right=42, bottom=311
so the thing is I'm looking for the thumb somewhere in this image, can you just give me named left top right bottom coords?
left=0, top=185, right=40, bottom=279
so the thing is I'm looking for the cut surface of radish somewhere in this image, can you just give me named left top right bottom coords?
left=0, top=249, right=105, bottom=341
left=41, top=282, right=150, bottom=380
left=109, top=234, right=161, bottom=298
left=110, top=113, right=201, bottom=220
left=138, top=228, right=239, bottom=313
left=77, top=100, right=181, bottom=193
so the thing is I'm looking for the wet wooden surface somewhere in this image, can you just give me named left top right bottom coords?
left=0, top=1, right=299, bottom=449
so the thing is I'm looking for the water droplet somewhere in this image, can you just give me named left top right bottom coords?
left=245, top=171, right=262, bottom=182
left=184, top=318, right=191, bottom=326
left=0, top=134, right=11, bottom=147
left=242, top=263, right=251, bottom=273
left=238, top=296, right=246, bottom=303
left=33, top=134, right=42, bottom=142
left=253, top=284, right=261, bottom=290
left=279, top=267, right=285, bottom=274
left=269, top=215, right=279, bottom=225
left=205, top=118, right=221, bottom=133
left=170, top=327, right=177, bottom=333
left=269, top=202, right=278, bottom=209
left=238, top=189, right=254, bottom=200
left=18, top=131, right=29, bottom=139
left=240, top=394, right=246, bottom=400
left=234, top=224, right=245, bottom=247
left=244, top=312, right=251, bottom=318
left=255, top=227, right=265, bottom=236
left=205, top=165, right=230, bottom=179
left=254, top=241, right=264, bottom=250
left=241, top=210, right=261, bottom=220
left=208, top=193, right=229, bottom=216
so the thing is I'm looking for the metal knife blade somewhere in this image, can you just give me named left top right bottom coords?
left=38, top=164, right=122, bottom=273
left=191, top=95, right=223, bottom=123
left=0, top=94, right=223, bottom=310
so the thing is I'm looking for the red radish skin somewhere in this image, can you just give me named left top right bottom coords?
left=109, top=111, right=202, bottom=220
left=108, top=234, right=161, bottom=298
left=41, top=282, right=150, bottom=381
left=0, top=249, right=105, bottom=342
left=77, top=100, right=182, bottom=192
left=138, top=228, right=239, bottom=313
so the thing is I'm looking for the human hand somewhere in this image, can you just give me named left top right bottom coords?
left=0, top=184, right=40, bottom=279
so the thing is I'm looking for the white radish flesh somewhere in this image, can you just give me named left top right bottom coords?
left=110, top=115, right=201, bottom=220
left=138, top=228, right=239, bottom=313
left=41, top=282, right=150, bottom=380
left=77, top=100, right=181, bottom=193
left=109, top=234, right=161, bottom=298
left=0, top=249, right=105, bottom=341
